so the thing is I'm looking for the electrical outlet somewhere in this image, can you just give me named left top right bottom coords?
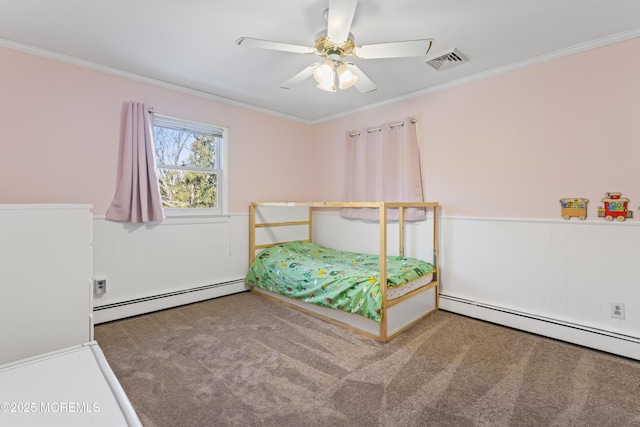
left=610, top=302, right=625, bottom=319
left=94, top=279, right=107, bottom=295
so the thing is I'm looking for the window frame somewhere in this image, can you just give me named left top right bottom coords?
left=152, top=113, right=228, bottom=217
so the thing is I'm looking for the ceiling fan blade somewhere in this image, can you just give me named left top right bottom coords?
left=345, top=63, right=377, bottom=94
left=236, top=37, right=315, bottom=55
left=354, top=39, right=434, bottom=59
left=327, top=0, right=358, bottom=45
left=280, top=63, right=320, bottom=89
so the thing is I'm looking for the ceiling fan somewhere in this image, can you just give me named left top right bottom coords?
left=236, top=0, right=434, bottom=93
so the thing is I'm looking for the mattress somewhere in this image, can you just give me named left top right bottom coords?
left=0, top=341, right=141, bottom=427
left=386, top=272, right=434, bottom=299
left=246, top=240, right=436, bottom=322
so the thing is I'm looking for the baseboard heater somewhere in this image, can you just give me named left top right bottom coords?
left=93, top=279, right=247, bottom=324
left=439, top=294, right=640, bottom=360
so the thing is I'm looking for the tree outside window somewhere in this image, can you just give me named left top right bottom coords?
left=153, top=116, right=225, bottom=214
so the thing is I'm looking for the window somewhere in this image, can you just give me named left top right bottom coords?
left=153, top=114, right=227, bottom=215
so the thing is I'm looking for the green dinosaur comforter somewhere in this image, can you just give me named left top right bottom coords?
left=245, top=240, right=435, bottom=323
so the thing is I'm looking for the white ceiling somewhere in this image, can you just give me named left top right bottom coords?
left=2, top=0, right=640, bottom=123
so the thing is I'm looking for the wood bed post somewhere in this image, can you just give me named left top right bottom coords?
left=433, top=204, right=439, bottom=308
left=379, top=202, right=388, bottom=341
left=399, top=206, right=405, bottom=257
left=308, top=206, right=313, bottom=243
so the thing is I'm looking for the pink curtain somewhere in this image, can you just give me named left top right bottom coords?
left=106, top=101, right=165, bottom=223
left=341, top=117, right=425, bottom=221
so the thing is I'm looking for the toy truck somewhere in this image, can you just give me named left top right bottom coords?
left=559, top=198, right=588, bottom=220
left=598, top=192, right=632, bottom=221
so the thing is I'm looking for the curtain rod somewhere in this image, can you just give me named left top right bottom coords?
left=147, top=108, right=176, bottom=119
left=349, top=119, right=417, bottom=138
left=146, top=108, right=197, bottom=123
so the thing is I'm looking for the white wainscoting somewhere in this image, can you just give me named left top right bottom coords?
left=92, top=214, right=250, bottom=323
left=311, top=209, right=436, bottom=262
left=439, top=217, right=640, bottom=360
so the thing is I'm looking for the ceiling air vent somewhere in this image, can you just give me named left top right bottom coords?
left=426, top=48, right=466, bottom=71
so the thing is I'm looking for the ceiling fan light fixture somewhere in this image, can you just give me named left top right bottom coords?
left=337, top=63, right=358, bottom=89
left=314, top=60, right=334, bottom=83
left=314, top=59, right=336, bottom=92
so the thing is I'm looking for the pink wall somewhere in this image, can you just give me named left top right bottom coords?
left=3, top=36, right=639, bottom=220
left=312, top=37, right=640, bottom=219
left=0, top=46, right=313, bottom=214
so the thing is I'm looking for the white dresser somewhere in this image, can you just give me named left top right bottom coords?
left=0, top=204, right=93, bottom=365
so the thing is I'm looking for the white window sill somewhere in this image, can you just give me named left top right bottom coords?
left=162, top=210, right=229, bottom=225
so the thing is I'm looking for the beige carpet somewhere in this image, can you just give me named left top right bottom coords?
left=95, top=292, right=640, bottom=427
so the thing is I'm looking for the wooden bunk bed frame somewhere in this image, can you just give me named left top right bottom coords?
left=248, top=201, right=440, bottom=342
